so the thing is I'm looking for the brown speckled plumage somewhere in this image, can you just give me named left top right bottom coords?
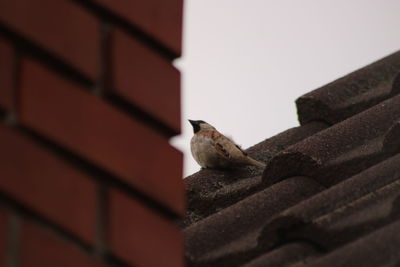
left=189, top=120, right=265, bottom=169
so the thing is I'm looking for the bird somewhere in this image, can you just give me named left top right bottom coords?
left=188, top=120, right=266, bottom=169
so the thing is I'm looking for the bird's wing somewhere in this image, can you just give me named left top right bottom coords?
left=213, top=132, right=247, bottom=159
left=196, top=130, right=235, bottom=159
left=234, top=143, right=248, bottom=156
left=215, top=142, right=231, bottom=158
left=197, top=129, right=247, bottom=159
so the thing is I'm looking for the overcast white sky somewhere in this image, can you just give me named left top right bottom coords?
left=171, top=0, right=400, bottom=177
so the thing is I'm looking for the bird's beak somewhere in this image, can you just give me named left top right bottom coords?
left=188, top=119, right=201, bottom=133
left=188, top=119, right=197, bottom=126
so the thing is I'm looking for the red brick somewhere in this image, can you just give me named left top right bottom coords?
left=109, top=189, right=183, bottom=267
left=0, top=210, right=7, bottom=266
left=0, top=0, right=99, bottom=79
left=0, top=124, right=97, bottom=244
left=18, top=60, right=185, bottom=215
left=0, top=37, right=14, bottom=111
left=21, top=222, right=103, bottom=267
left=111, top=29, right=181, bottom=133
left=94, top=0, right=183, bottom=54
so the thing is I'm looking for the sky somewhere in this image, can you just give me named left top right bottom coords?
left=171, top=0, right=400, bottom=177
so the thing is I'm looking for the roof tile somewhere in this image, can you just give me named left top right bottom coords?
left=184, top=51, right=400, bottom=266
left=185, top=177, right=324, bottom=266
left=257, top=153, right=400, bottom=256
left=271, top=153, right=400, bottom=222
left=277, top=179, right=400, bottom=250
left=243, top=243, right=318, bottom=267
left=184, top=121, right=327, bottom=226
left=263, top=95, right=400, bottom=187
left=296, top=50, right=400, bottom=125
left=296, top=219, right=400, bottom=267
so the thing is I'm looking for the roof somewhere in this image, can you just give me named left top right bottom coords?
left=183, top=50, right=400, bottom=267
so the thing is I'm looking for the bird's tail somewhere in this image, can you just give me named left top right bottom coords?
left=247, top=157, right=266, bottom=168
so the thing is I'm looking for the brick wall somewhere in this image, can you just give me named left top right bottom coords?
left=0, top=0, right=184, bottom=266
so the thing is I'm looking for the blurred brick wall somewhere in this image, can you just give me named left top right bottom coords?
left=0, top=0, right=184, bottom=266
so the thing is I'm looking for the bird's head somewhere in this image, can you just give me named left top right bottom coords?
left=188, top=120, right=215, bottom=133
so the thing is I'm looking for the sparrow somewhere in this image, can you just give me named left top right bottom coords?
left=189, top=120, right=266, bottom=169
